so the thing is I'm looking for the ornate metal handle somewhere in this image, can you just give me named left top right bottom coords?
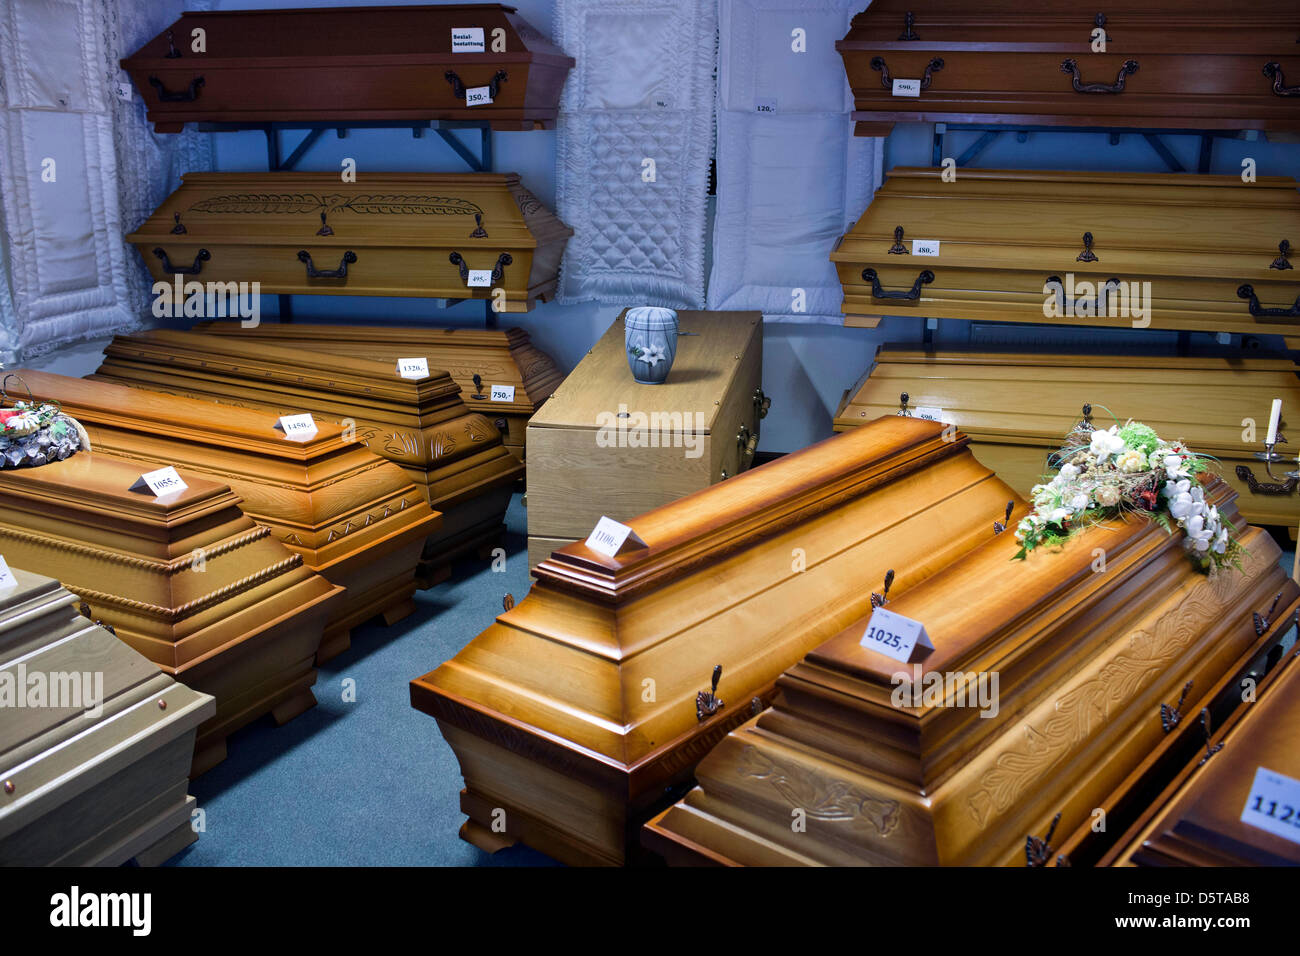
left=870, top=56, right=944, bottom=90
left=1237, top=284, right=1300, bottom=318
left=152, top=247, right=209, bottom=275
left=297, top=249, right=357, bottom=278
left=1272, top=240, right=1292, bottom=270
left=861, top=268, right=934, bottom=300
left=445, top=69, right=508, bottom=100
left=449, top=251, right=512, bottom=286
left=147, top=75, right=204, bottom=102
left=696, top=664, right=724, bottom=722
left=1263, top=62, right=1300, bottom=97
left=1235, top=464, right=1298, bottom=496
left=1060, top=58, right=1138, bottom=94
left=753, top=387, right=771, bottom=419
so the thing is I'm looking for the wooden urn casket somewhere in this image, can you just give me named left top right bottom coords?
left=642, top=482, right=1298, bottom=866
left=526, top=311, right=765, bottom=570
left=92, top=330, right=524, bottom=585
left=0, top=567, right=215, bottom=866
left=838, top=1, right=1300, bottom=138
left=15, top=369, right=442, bottom=663
left=127, top=172, right=572, bottom=311
left=833, top=350, right=1300, bottom=534
left=190, top=321, right=562, bottom=462
left=830, top=168, right=1300, bottom=337
left=120, top=3, right=575, bottom=133
left=0, top=452, right=343, bottom=775
left=411, top=416, right=1030, bottom=865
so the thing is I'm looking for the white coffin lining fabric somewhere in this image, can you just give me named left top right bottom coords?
left=553, top=0, right=717, bottom=308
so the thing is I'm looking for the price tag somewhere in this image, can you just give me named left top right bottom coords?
left=892, top=78, right=922, bottom=97
left=113, top=81, right=134, bottom=102
left=755, top=98, right=777, bottom=114
left=490, top=384, right=515, bottom=403
left=584, top=516, right=648, bottom=559
left=1240, top=766, right=1300, bottom=845
left=137, top=466, right=188, bottom=498
left=913, top=406, right=944, bottom=422
left=465, top=85, right=493, bottom=107
left=912, top=239, right=940, bottom=257
left=451, top=27, right=485, bottom=52
left=397, top=357, right=430, bottom=380
left=278, top=413, right=318, bottom=441
left=859, top=606, right=933, bottom=663
left=466, top=269, right=492, bottom=288
left=0, top=556, right=17, bottom=591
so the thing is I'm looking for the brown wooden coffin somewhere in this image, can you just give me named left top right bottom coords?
left=834, top=350, right=1300, bottom=534
left=14, top=369, right=442, bottom=664
left=189, top=321, right=562, bottom=461
left=128, top=172, right=572, bottom=311
left=0, top=567, right=215, bottom=865
left=642, top=482, right=1298, bottom=866
left=411, top=416, right=1030, bottom=865
left=0, top=452, right=343, bottom=776
left=121, top=4, right=574, bottom=133
left=526, top=311, right=765, bottom=570
left=831, top=168, right=1300, bottom=336
left=92, top=330, right=524, bottom=585
left=838, top=1, right=1300, bottom=137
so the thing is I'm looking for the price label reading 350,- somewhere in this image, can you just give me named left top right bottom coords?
left=859, top=605, right=933, bottom=664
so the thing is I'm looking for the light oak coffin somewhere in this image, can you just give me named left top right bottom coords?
left=0, top=453, right=342, bottom=776
left=92, top=330, right=523, bottom=585
left=411, top=416, right=1029, bottom=865
left=831, top=168, right=1300, bottom=336
left=14, top=369, right=441, bottom=663
left=121, top=3, right=574, bottom=133
left=128, top=172, right=572, bottom=311
left=0, top=568, right=215, bottom=866
left=642, top=482, right=1298, bottom=866
left=190, top=321, right=562, bottom=461
left=526, top=311, right=765, bottom=570
left=833, top=350, right=1300, bottom=534
left=838, top=1, right=1300, bottom=137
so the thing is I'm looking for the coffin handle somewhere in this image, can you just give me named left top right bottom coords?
left=444, top=69, right=508, bottom=101
left=861, top=268, right=934, bottom=300
left=1236, top=284, right=1300, bottom=319
left=449, top=251, right=512, bottom=286
left=1059, top=58, right=1138, bottom=94
left=152, top=247, right=209, bottom=275
left=870, top=56, right=943, bottom=90
left=147, top=75, right=204, bottom=102
left=1234, top=464, right=1298, bottom=497
left=1263, top=62, right=1300, bottom=97
left=297, top=249, right=357, bottom=279
left=753, top=387, right=771, bottom=419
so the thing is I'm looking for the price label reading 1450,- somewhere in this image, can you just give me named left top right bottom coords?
left=859, top=605, right=933, bottom=664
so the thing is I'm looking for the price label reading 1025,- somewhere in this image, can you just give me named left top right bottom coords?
left=859, top=605, right=933, bottom=664
left=1240, top=766, right=1300, bottom=846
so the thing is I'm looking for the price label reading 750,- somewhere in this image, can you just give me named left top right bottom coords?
left=859, top=606, right=933, bottom=664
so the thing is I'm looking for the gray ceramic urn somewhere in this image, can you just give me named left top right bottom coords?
left=624, top=307, right=679, bottom=385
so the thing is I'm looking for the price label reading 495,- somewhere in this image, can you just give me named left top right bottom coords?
left=1240, top=766, right=1300, bottom=846
left=859, top=605, right=933, bottom=664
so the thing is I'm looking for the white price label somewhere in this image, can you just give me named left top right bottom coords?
left=490, top=384, right=516, bottom=403
left=584, top=515, right=648, bottom=559
left=451, top=27, right=485, bottom=53
left=0, top=556, right=17, bottom=590
left=113, top=81, right=134, bottom=102
left=912, top=239, right=940, bottom=257
left=913, top=405, right=944, bottom=422
left=464, top=85, right=493, bottom=107
left=892, top=78, right=922, bottom=97
left=1240, top=766, right=1300, bottom=846
left=138, top=465, right=188, bottom=498
left=755, top=98, right=777, bottom=114
left=466, top=269, right=492, bottom=288
left=397, top=357, right=430, bottom=380
left=278, top=413, right=318, bottom=441
left=859, top=606, right=933, bottom=663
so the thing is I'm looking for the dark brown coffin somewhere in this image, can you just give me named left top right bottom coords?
left=838, top=1, right=1300, bottom=137
left=121, top=4, right=574, bottom=133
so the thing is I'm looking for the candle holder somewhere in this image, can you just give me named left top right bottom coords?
left=1253, top=430, right=1288, bottom=479
left=1237, top=430, right=1298, bottom=495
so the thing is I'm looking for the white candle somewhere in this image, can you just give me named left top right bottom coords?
left=1266, top=398, right=1282, bottom=446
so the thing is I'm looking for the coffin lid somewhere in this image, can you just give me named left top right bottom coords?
left=126, top=172, right=556, bottom=250
left=838, top=349, right=1300, bottom=458
left=832, top=168, right=1300, bottom=281
left=121, top=4, right=574, bottom=68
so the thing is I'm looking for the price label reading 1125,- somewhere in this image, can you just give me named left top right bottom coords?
left=1240, top=766, right=1300, bottom=846
left=859, top=606, right=933, bottom=664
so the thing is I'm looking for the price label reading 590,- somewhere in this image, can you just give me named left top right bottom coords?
left=859, top=606, right=933, bottom=664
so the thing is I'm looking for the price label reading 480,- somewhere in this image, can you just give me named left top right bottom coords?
left=859, top=605, right=933, bottom=664
left=1240, top=766, right=1300, bottom=846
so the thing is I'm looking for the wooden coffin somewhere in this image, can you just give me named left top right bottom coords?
left=190, top=321, right=562, bottom=461
left=0, top=567, right=215, bottom=865
left=0, top=452, right=343, bottom=776
left=92, top=330, right=524, bottom=585
left=526, top=311, right=765, bottom=570
left=14, top=369, right=442, bottom=663
left=838, top=1, right=1300, bottom=137
left=411, top=416, right=1030, bottom=866
left=121, top=4, right=574, bottom=133
left=128, top=172, right=572, bottom=311
left=834, top=350, right=1300, bottom=534
left=831, top=168, right=1300, bottom=337
left=642, top=482, right=1298, bottom=866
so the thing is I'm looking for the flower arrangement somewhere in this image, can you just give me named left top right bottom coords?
left=0, top=389, right=88, bottom=468
left=1014, top=413, right=1241, bottom=572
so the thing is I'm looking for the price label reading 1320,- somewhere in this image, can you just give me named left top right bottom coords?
left=859, top=605, right=933, bottom=664
left=397, top=357, right=430, bottom=380
left=1240, top=766, right=1300, bottom=846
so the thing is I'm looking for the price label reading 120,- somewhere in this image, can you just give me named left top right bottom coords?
left=397, top=357, right=430, bottom=380
left=278, top=413, right=317, bottom=441
left=859, top=605, right=933, bottom=664
left=1240, top=766, right=1300, bottom=846
left=139, top=465, right=188, bottom=498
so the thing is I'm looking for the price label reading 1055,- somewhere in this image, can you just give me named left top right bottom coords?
left=859, top=605, right=933, bottom=664
left=1240, top=766, right=1300, bottom=846
left=138, top=465, right=188, bottom=498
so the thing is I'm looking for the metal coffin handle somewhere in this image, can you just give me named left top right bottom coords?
left=861, top=268, right=934, bottom=300
left=297, top=249, right=357, bottom=279
left=444, top=70, right=508, bottom=101
left=870, top=56, right=944, bottom=90
left=152, top=247, right=209, bottom=275
left=1237, top=284, right=1300, bottom=319
left=449, top=251, right=512, bottom=286
left=147, top=75, right=204, bottom=102
left=1263, top=63, right=1300, bottom=97
left=1059, top=58, right=1138, bottom=94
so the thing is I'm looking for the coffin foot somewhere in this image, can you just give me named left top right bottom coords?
left=315, top=627, right=352, bottom=665
left=416, top=562, right=453, bottom=590
left=131, top=816, right=199, bottom=867
left=382, top=597, right=416, bottom=626
left=190, top=736, right=228, bottom=778
left=459, top=817, right=517, bottom=854
left=270, top=687, right=318, bottom=726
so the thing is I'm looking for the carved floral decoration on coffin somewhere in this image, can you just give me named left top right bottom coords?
left=185, top=194, right=491, bottom=237
left=0, top=375, right=89, bottom=469
left=1014, top=411, right=1241, bottom=572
